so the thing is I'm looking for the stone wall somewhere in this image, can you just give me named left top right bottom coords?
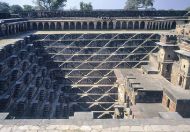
left=162, top=93, right=176, bottom=112
left=171, top=62, right=180, bottom=86
left=1, top=118, right=190, bottom=131
left=176, top=100, right=190, bottom=117
left=136, top=90, right=163, bottom=103
left=20, top=10, right=188, bottom=18
left=0, top=13, right=11, bottom=19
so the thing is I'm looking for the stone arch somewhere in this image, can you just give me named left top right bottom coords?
left=17, top=24, right=20, bottom=32
left=134, top=21, right=139, bottom=29
left=171, top=21, right=176, bottom=29
left=108, top=21, right=113, bottom=29
left=33, top=23, right=37, bottom=30
left=24, top=23, right=27, bottom=31
left=18, top=24, right=21, bottom=32
left=149, top=22, right=153, bottom=30
left=116, top=21, right=121, bottom=29
left=82, top=22, right=87, bottom=29
left=103, top=22, right=107, bottom=29
left=121, top=21, right=127, bottom=29
left=70, top=22, right=75, bottom=30
left=146, top=22, right=150, bottom=29
left=19, top=24, right=23, bottom=32
left=128, top=21, right=133, bottom=29
left=50, top=22, right=55, bottom=30
left=44, top=22, right=49, bottom=30
left=153, top=23, right=156, bottom=30
left=27, top=22, right=30, bottom=30
left=96, top=22, right=101, bottom=30
left=168, top=22, right=172, bottom=29
left=156, top=23, right=159, bottom=30
left=56, top=22, right=61, bottom=30
left=11, top=25, right=14, bottom=34
left=159, top=22, right=162, bottom=30
left=21, top=23, right=25, bottom=31
left=140, top=21, right=145, bottom=29
left=161, top=22, right=165, bottom=30
left=64, top=22, right=69, bottom=30
left=76, top=22, right=82, bottom=30
left=89, top=22, right=94, bottom=30
left=8, top=25, right=12, bottom=34
left=38, top=22, right=43, bottom=30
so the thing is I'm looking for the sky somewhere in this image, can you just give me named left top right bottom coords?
left=0, top=0, right=190, bottom=10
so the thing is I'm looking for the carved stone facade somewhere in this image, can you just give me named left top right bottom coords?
left=115, top=33, right=190, bottom=119
left=0, top=10, right=190, bottom=120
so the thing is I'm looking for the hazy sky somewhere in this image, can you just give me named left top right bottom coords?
left=1, top=0, right=190, bottom=10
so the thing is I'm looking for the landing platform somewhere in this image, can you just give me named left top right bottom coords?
left=0, top=31, right=36, bottom=48
left=34, top=30, right=170, bottom=34
left=0, top=118, right=190, bottom=131
left=0, top=30, right=169, bottom=48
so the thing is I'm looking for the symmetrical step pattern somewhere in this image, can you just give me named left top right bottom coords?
left=0, top=33, right=160, bottom=119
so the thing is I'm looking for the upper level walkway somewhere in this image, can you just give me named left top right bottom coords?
left=0, top=118, right=190, bottom=131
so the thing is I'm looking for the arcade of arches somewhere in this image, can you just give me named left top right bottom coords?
left=31, top=20, right=177, bottom=30
left=0, top=20, right=177, bottom=36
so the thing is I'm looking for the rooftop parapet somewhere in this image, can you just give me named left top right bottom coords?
left=160, top=34, right=177, bottom=44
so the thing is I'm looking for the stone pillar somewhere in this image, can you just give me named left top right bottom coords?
left=126, top=21, right=128, bottom=29
left=48, top=22, right=51, bottom=30
left=42, top=22, right=45, bottom=30
left=61, top=22, right=64, bottom=30
left=145, top=22, right=148, bottom=30
left=86, top=22, right=88, bottom=30
left=157, top=22, right=159, bottom=30
left=139, top=21, right=141, bottom=29
left=54, top=22, right=56, bottom=30
left=74, top=22, right=77, bottom=30
left=113, top=21, right=116, bottom=29
left=132, top=21, right=135, bottom=30
left=68, top=22, right=71, bottom=30
left=0, top=24, right=5, bottom=36
left=30, top=22, right=33, bottom=30
left=94, top=22, right=97, bottom=30
left=101, top=22, right=103, bottom=29
left=6, top=25, right=10, bottom=36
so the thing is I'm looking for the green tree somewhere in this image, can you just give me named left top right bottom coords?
left=124, top=0, right=138, bottom=10
left=124, top=0, right=154, bottom=10
left=10, top=5, right=23, bottom=14
left=142, top=0, right=154, bottom=9
left=34, top=0, right=67, bottom=10
left=23, top=5, right=34, bottom=11
left=0, top=2, right=10, bottom=13
left=80, top=2, right=93, bottom=11
left=186, top=7, right=190, bottom=11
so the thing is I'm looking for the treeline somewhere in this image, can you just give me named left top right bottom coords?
left=0, top=2, right=34, bottom=13
left=0, top=0, right=93, bottom=14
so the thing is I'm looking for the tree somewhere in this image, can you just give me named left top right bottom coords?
left=34, top=0, right=67, bottom=10
left=0, top=2, right=10, bottom=13
left=124, top=0, right=138, bottom=10
left=186, top=7, right=190, bottom=11
left=80, top=2, right=93, bottom=11
left=124, top=0, right=154, bottom=10
left=10, top=5, right=23, bottom=14
left=142, top=0, right=154, bottom=9
left=23, top=5, right=34, bottom=11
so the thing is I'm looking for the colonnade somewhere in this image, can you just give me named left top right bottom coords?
left=31, top=20, right=177, bottom=30
left=0, top=22, right=29, bottom=36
